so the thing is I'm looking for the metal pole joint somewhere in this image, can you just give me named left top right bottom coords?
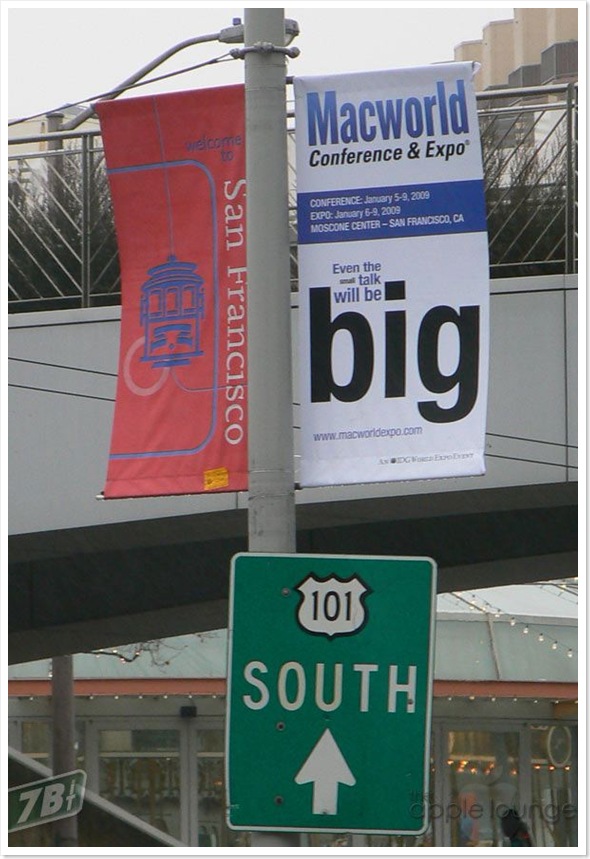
left=230, top=43, right=300, bottom=60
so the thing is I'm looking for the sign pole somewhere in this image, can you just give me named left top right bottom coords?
left=51, top=657, right=78, bottom=846
left=243, top=7, right=299, bottom=849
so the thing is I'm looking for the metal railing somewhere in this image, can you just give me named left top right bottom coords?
left=475, top=83, right=577, bottom=278
left=8, top=83, right=577, bottom=312
left=8, top=131, right=120, bottom=311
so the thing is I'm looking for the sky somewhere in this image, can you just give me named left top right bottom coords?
left=3, top=2, right=520, bottom=123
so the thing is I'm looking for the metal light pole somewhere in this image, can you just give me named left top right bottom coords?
left=61, top=24, right=246, bottom=130
left=58, top=10, right=300, bottom=844
left=243, top=7, right=300, bottom=848
left=244, top=8, right=296, bottom=558
left=51, top=655, right=78, bottom=847
left=59, top=19, right=298, bottom=130
left=48, top=109, right=78, bottom=848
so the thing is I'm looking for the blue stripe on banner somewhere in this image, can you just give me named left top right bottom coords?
left=297, top=179, right=487, bottom=244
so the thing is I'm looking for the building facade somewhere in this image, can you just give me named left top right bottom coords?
left=454, top=7, right=578, bottom=90
left=8, top=584, right=578, bottom=848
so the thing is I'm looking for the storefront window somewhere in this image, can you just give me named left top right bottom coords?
left=447, top=730, right=520, bottom=847
left=197, top=729, right=249, bottom=847
left=22, top=721, right=51, bottom=764
left=529, top=725, right=577, bottom=847
left=366, top=758, right=436, bottom=847
left=99, top=728, right=180, bottom=839
left=21, top=720, right=84, bottom=769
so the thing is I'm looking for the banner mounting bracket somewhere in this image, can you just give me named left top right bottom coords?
left=230, top=43, right=300, bottom=60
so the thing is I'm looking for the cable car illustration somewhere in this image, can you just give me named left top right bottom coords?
left=140, top=255, right=205, bottom=368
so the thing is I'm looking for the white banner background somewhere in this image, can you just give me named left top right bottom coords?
left=295, top=64, right=489, bottom=487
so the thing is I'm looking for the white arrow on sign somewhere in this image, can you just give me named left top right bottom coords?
left=295, top=728, right=356, bottom=815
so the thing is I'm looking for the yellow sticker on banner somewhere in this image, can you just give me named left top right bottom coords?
left=204, top=467, right=229, bottom=490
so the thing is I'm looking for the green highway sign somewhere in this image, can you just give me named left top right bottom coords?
left=226, top=553, right=436, bottom=835
left=8, top=770, right=86, bottom=833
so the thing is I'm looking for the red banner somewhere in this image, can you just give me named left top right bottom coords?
left=97, top=86, right=247, bottom=498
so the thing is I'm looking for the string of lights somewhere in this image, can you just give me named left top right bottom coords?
left=449, top=585, right=577, bottom=659
left=537, top=580, right=578, bottom=599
